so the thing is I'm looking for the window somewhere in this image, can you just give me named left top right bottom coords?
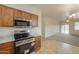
left=75, top=22, right=79, bottom=30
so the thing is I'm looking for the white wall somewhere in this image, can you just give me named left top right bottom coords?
left=0, top=4, right=42, bottom=44
left=43, top=16, right=59, bottom=38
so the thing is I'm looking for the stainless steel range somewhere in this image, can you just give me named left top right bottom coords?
left=14, top=30, right=35, bottom=54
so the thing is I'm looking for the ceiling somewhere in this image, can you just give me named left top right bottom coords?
left=30, top=4, right=79, bottom=20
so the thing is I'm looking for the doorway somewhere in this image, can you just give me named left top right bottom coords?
left=61, top=24, right=69, bottom=34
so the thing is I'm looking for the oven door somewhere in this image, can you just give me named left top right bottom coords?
left=16, top=42, right=35, bottom=54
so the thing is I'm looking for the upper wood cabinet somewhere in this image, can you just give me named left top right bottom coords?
left=31, top=14, right=38, bottom=27
left=23, top=12, right=31, bottom=20
left=14, top=9, right=25, bottom=20
left=0, top=5, right=38, bottom=27
left=14, top=9, right=31, bottom=21
left=1, top=6, right=14, bottom=27
left=0, top=6, right=2, bottom=26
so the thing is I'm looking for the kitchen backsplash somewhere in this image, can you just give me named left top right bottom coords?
left=0, top=27, right=39, bottom=44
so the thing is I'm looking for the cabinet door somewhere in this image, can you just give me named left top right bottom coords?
left=35, top=36, right=41, bottom=51
left=0, top=41, right=15, bottom=54
left=14, top=9, right=25, bottom=20
left=0, top=6, right=2, bottom=26
left=23, top=12, right=31, bottom=20
left=31, top=14, right=38, bottom=27
left=2, top=6, right=14, bottom=27
left=0, top=47, right=15, bottom=54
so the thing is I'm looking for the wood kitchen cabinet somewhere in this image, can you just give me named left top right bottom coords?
left=14, top=9, right=32, bottom=21
left=0, top=5, right=38, bottom=27
left=23, top=12, right=31, bottom=20
left=31, top=14, right=38, bottom=27
left=0, top=5, right=2, bottom=26
left=2, top=5, right=14, bottom=27
left=34, top=36, right=41, bottom=51
left=14, top=9, right=25, bottom=20
left=0, top=41, right=15, bottom=54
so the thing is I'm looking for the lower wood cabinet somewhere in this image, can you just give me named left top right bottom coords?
left=0, top=41, right=15, bottom=54
left=34, top=36, right=41, bottom=51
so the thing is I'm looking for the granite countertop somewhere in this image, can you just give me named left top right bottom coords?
left=0, top=35, right=15, bottom=44
left=0, top=28, right=15, bottom=44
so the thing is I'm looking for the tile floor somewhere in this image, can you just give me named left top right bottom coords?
left=35, top=33, right=79, bottom=54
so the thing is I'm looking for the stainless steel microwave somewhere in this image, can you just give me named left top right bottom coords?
left=14, top=18, right=32, bottom=27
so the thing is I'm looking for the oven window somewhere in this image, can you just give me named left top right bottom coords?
left=16, top=42, right=34, bottom=54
